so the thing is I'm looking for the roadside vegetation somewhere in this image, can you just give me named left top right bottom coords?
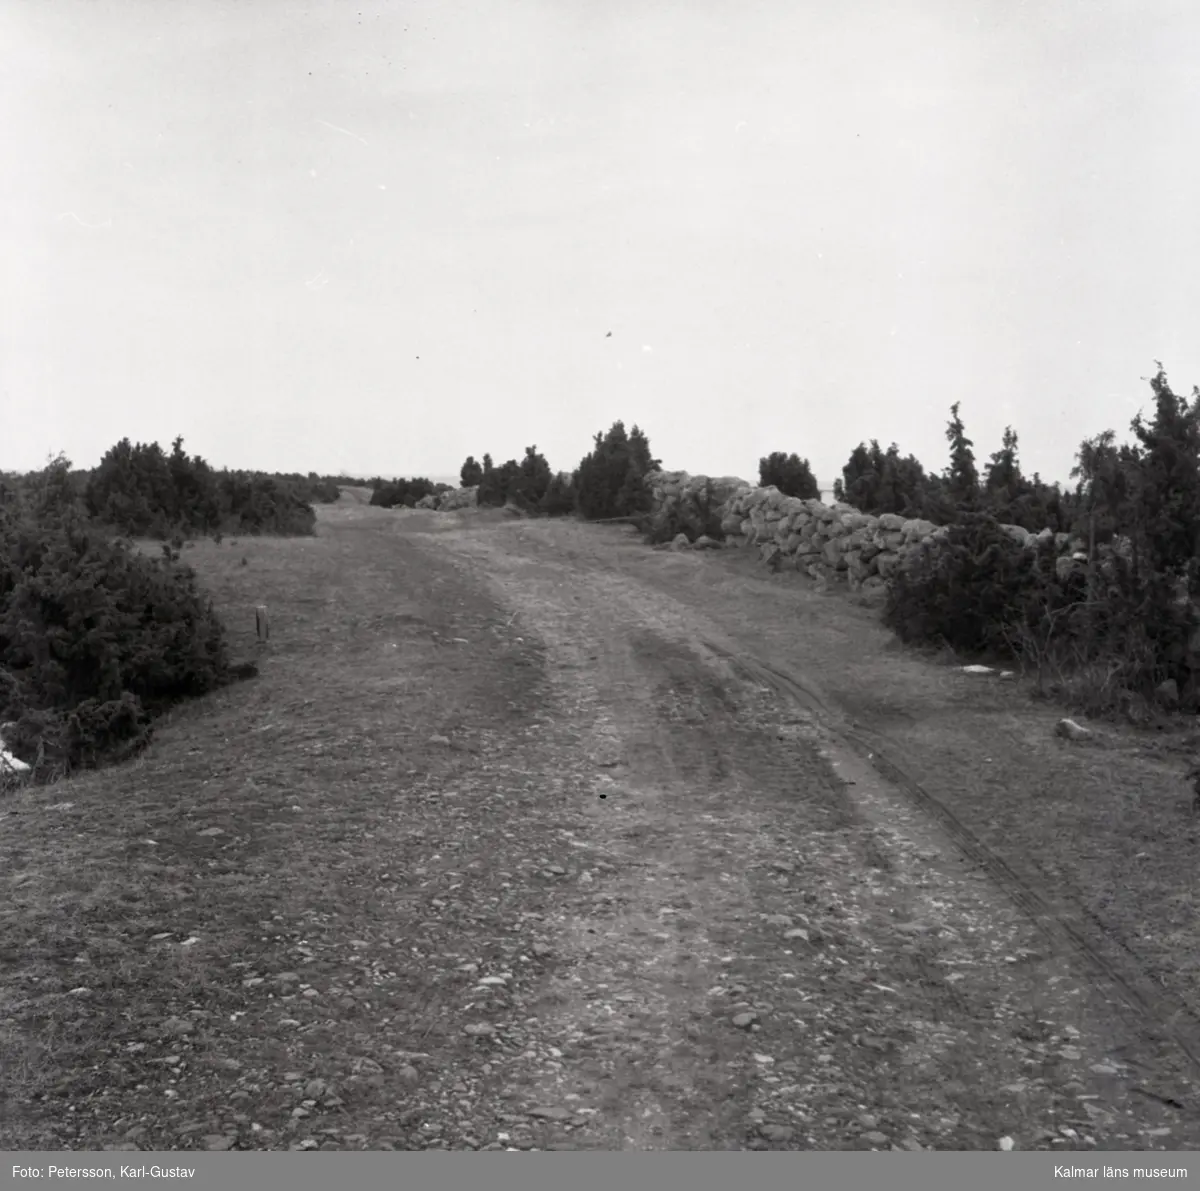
left=84, top=436, right=345, bottom=540
left=0, top=456, right=237, bottom=780
left=3, top=364, right=1199, bottom=785
left=0, top=439, right=370, bottom=781
left=877, top=367, right=1200, bottom=719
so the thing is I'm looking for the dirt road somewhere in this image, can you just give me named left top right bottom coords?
left=365, top=507, right=1200, bottom=1151
left=5, top=502, right=1200, bottom=1152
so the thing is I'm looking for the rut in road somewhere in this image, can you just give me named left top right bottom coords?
left=702, top=642, right=1200, bottom=1099
left=429, top=523, right=1200, bottom=1149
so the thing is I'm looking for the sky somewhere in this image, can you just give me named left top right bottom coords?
left=3, top=0, right=1199, bottom=490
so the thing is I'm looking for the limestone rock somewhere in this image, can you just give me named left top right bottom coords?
left=875, top=552, right=900, bottom=579
left=901, top=518, right=937, bottom=542
left=999, top=523, right=1031, bottom=547
left=1054, top=718, right=1092, bottom=741
left=1155, top=678, right=1179, bottom=709
left=438, top=486, right=479, bottom=511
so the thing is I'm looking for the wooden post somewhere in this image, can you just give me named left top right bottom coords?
left=255, top=605, right=270, bottom=642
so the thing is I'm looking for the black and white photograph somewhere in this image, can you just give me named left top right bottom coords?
left=3, top=0, right=1200, bottom=1162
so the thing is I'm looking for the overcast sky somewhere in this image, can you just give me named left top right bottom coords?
left=3, top=0, right=1199, bottom=488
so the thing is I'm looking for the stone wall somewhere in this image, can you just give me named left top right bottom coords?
left=645, top=469, right=1090, bottom=594
left=415, top=486, right=479, bottom=511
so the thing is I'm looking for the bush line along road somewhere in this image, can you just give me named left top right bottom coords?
left=3, top=494, right=1200, bottom=1152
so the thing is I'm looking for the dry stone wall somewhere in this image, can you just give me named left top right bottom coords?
left=415, top=486, right=479, bottom=511
left=645, top=469, right=1089, bottom=594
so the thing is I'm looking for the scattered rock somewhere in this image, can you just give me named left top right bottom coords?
left=731, top=1012, right=758, bottom=1029
left=1156, top=678, right=1180, bottom=709
left=203, top=1135, right=236, bottom=1151
left=527, top=1107, right=572, bottom=1121
left=1055, top=718, right=1092, bottom=742
left=759, top=1124, right=794, bottom=1143
left=998, top=1136, right=1015, bottom=1151
left=783, top=928, right=809, bottom=941
left=429, top=735, right=451, bottom=745
left=197, top=826, right=225, bottom=837
left=862, top=1131, right=889, bottom=1146
left=464, top=1023, right=496, bottom=1038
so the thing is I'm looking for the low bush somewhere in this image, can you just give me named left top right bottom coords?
left=575, top=422, right=659, bottom=520
left=369, top=476, right=440, bottom=508
left=1, top=460, right=234, bottom=775
left=883, top=510, right=1200, bottom=716
left=477, top=460, right=521, bottom=508
left=758, top=452, right=819, bottom=500
left=538, top=472, right=576, bottom=517
left=883, top=513, right=1042, bottom=657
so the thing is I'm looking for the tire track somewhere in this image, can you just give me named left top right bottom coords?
left=701, top=639, right=1200, bottom=1095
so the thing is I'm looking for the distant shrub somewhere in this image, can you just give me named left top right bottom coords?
left=217, top=472, right=317, bottom=535
left=882, top=512, right=1048, bottom=656
left=758, top=452, right=819, bottom=500
left=513, top=446, right=552, bottom=508
left=835, top=440, right=932, bottom=518
left=574, top=422, right=660, bottom=520
left=478, top=459, right=521, bottom=508
left=539, top=472, right=576, bottom=517
left=369, top=476, right=440, bottom=508
left=277, top=473, right=341, bottom=504
left=460, top=456, right=484, bottom=488
left=85, top=436, right=318, bottom=538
